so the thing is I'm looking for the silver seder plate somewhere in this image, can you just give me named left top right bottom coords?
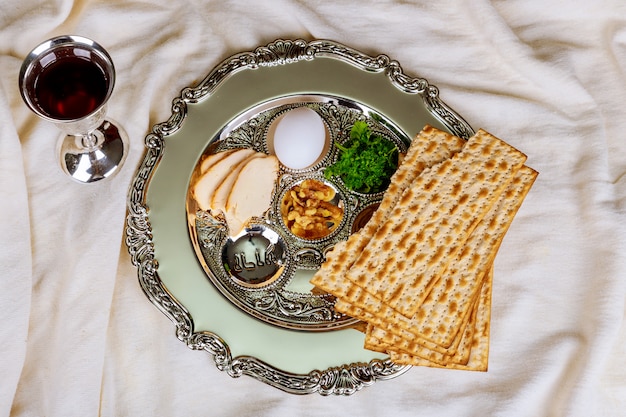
left=126, top=39, right=473, bottom=395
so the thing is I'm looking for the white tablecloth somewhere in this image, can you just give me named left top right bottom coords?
left=2, top=1, right=626, bottom=415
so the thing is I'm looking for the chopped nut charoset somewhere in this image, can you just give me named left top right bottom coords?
left=281, top=179, right=343, bottom=240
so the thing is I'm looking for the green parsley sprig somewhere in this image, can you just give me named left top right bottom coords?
left=324, top=120, right=398, bottom=193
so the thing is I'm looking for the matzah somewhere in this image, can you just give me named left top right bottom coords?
left=309, top=125, right=536, bottom=372
left=334, top=165, right=538, bottom=349
left=310, top=125, right=465, bottom=300
left=363, top=282, right=483, bottom=364
left=389, top=267, right=493, bottom=371
left=343, top=129, right=527, bottom=318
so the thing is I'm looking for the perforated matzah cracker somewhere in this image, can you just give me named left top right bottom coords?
left=389, top=267, right=493, bottom=371
left=368, top=299, right=478, bottom=366
left=342, top=129, right=528, bottom=318
left=310, top=125, right=466, bottom=297
left=310, top=126, right=536, bottom=372
left=363, top=282, right=483, bottom=365
left=334, top=165, right=537, bottom=348
left=344, top=268, right=486, bottom=358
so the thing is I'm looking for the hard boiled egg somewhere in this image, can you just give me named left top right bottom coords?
left=271, top=107, right=327, bottom=170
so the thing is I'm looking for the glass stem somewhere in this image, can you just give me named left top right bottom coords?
left=81, top=132, right=98, bottom=150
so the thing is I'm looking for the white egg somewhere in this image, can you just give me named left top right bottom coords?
left=272, top=107, right=326, bottom=170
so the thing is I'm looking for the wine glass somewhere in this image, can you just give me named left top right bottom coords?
left=19, top=35, right=128, bottom=183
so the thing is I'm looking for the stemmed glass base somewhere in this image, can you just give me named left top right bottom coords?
left=58, top=120, right=128, bottom=183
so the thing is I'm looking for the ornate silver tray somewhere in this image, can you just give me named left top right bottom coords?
left=189, top=97, right=411, bottom=331
left=126, top=39, right=473, bottom=395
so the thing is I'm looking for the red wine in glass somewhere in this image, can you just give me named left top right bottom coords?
left=19, top=36, right=128, bottom=183
left=34, top=55, right=108, bottom=120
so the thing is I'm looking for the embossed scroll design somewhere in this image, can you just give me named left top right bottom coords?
left=126, top=38, right=482, bottom=395
left=176, top=38, right=473, bottom=139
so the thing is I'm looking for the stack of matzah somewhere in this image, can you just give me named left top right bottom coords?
left=310, top=125, right=537, bottom=371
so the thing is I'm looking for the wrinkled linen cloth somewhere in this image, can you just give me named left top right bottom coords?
left=2, top=0, right=626, bottom=416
